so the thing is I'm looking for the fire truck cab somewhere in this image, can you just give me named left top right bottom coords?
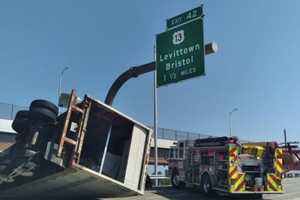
left=168, top=137, right=284, bottom=198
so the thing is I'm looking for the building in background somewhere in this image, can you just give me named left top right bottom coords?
left=146, top=127, right=213, bottom=186
left=0, top=119, right=16, bottom=152
left=0, top=102, right=26, bottom=152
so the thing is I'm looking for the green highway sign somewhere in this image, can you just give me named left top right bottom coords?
left=166, top=6, right=203, bottom=30
left=156, top=18, right=205, bottom=87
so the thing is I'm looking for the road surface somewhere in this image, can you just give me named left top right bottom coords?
left=2, top=178, right=300, bottom=200
left=101, top=178, right=300, bottom=200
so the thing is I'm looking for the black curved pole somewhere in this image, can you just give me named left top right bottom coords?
left=105, top=61, right=155, bottom=105
left=105, top=43, right=217, bottom=106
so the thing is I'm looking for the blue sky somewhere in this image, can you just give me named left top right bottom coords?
left=0, top=1, right=299, bottom=142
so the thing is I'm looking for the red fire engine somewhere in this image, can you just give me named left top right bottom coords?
left=168, top=136, right=284, bottom=198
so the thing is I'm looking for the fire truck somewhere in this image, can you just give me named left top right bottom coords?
left=168, top=136, right=284, bottom=198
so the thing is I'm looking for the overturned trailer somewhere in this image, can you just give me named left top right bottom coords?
left=0, top=90, right=152, bottom=198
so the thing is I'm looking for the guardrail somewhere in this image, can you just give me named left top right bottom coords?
left=156, top=127, right=212, bottom=141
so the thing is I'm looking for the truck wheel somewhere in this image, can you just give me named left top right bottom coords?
left=30, top=107, right=57, bottom=123
left=201, top=174, right=212, bottom=195
left=12, top=110, right=29, bottom=133
left=30, top=99, right=59, bottom=116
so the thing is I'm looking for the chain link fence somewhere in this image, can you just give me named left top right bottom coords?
left=152, top=127, right=212, bottom=141
left=0, top=102, right=28, bottom=120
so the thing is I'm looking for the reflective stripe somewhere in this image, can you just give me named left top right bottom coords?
left=267, top=174, right=282, bottom=192
left=229, top=166, right=238, bottom=178
left=266, top=148, right=283, bottom=192
left=274, top=148, right=284, bottom=177
left=229, top=147, right=237, bottom=156
left=228, top=145, right=245, bottom=193
left=232, top=174, right=246, bottom=192
left=270, top=174, right=281, bottom=185
left=276, top=148, right=283, bottom=158
left=231, top=173, right=243, bottom=185
left=275, top=149, right=284, bottom=175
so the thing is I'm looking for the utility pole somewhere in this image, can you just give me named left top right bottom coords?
left=284, top=128, right=287, bottom=147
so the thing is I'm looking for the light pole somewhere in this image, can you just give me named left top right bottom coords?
left=58, top=66, right=69, bottom=106
left=229, top=108, right=238, bottom=137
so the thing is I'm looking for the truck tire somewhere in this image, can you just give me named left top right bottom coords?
left=201, top=173, right=212, bottom=195
left=171, top=169, right=185, bottom=189
left=30, top=107, right=57, bottom=123
left=30, top=99, right=59, bottom=116
left=12, top=110, right=29, bottom=133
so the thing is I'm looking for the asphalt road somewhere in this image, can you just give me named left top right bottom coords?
left=265, top=178, right=300, bottom=200
left=2, top=178, right=299, bottom=200
left=101, top=178, right=300, bottom=200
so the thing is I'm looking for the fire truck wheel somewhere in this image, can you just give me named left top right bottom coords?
left=201, top=174, right=212, bottom=195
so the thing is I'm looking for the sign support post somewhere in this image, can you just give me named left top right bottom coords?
left=152, top=5, right=218, bottom=187
left=154, top=65, right=158, bottom=187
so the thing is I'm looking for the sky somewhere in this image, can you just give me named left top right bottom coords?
left=0, top=0, right=299, bottom=142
